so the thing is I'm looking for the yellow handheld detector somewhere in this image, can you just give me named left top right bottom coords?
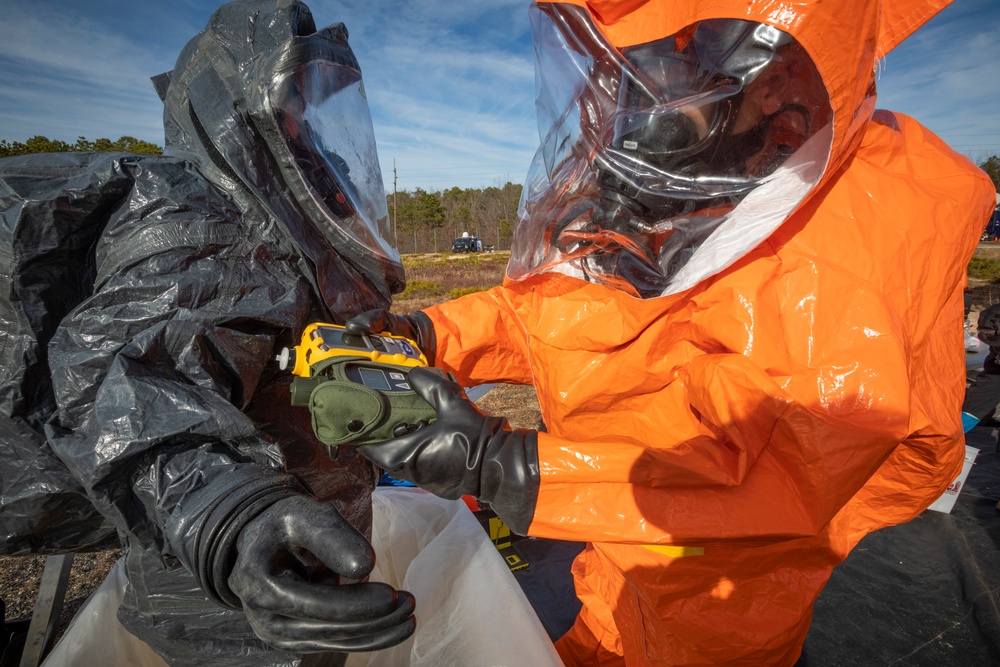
left=277, top=322, right=428, bottom=378
left=277, top=323, right=443, bottom=447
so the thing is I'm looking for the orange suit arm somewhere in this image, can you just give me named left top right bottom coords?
left=422, top=285, right=535, bottom=387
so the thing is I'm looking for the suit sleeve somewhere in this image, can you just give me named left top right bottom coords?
left=45, top=159, right=310, bottom=559
left=422, top=284, right=535, bottom=386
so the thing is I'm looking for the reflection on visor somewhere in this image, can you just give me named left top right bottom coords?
left=508, top=4, right=834, bottom=299
left=611, top=44, right=735, bottom=164
left=272, top=61, right=396, bottom=262
left=280, top=111, right=358, bottom=220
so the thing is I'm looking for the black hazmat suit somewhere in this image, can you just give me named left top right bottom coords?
left=0, top=1, right=412, bottom=665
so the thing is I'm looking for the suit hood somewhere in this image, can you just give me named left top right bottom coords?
left=153, top=0, right=404, bottom=301
left=508, top=0, right=952, bottom=298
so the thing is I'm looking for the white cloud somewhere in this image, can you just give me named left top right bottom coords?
left=0, top=0, right=539, bottom=190
left=877, top=0, right=1000, bottom=156
left=0, top=1, right=178, bottom=143
left=8, top=0, right=991, bottom=193
left=312, top=0, right=538, bottom=190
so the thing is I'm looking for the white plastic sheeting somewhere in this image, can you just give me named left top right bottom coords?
left=41, top=561, right=168, bottom=667
left=43, top=487, right=563, bottom=667
left=348, top=488, right=564, bottom=667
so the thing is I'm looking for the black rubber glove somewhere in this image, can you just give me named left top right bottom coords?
left=345, top=310, right=437, bottom=365
left=358, top=367, right=540, bottom=534
left=228, top=495, right=416, bottom=653
left=164, top=472, right=415, bottom=654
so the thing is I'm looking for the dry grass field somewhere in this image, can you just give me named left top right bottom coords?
left=390, top=251, right=510, bottom=313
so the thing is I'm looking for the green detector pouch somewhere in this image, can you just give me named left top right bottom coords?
left=292, top=356, right=447, bottom=447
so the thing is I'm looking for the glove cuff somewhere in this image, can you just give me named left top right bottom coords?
left=164, top=467, right=303, bottom=608
left=346, top=309, right=437, bottom=365
left=402, top=311, right=437, bottom=366
left=477, top=430, right=540, bottom=535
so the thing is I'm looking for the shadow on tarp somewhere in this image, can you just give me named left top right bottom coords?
left=510, top=427, right=1000, bottom=663
left=800, top=427, right=1000, bottom=665
left=510, top=537, right=585, bottom=641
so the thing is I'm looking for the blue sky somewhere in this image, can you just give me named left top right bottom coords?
left=0, top=0, right=997, bottom=193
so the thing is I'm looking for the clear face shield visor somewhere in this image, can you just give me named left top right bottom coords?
left=608, top=47, right=738, bottom=180
left=509, top=4, right=833, bottom=298
left=269, top=58, right=399, bottom=269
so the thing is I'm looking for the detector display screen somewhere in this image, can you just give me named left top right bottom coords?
left=344, top=363, right=413, bottom=392
left=358, top=367, right=392, bottom=391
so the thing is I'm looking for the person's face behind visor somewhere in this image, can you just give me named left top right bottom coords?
left=509, top=4, right=833, bottom=298
left=271, top=59, right=399, bottom=271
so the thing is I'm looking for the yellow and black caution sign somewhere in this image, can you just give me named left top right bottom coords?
left=476, top=509, right=530, bottom=572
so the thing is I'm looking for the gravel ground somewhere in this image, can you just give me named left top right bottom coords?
left=0, top=548, right=123, bottom=653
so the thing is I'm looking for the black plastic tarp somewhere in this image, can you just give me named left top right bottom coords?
left=800, top=426, right=1000, bottom=665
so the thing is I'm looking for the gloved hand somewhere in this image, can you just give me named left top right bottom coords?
left=228, top=495, right=416, bottom=653
left=164, top=474, right=415, bottom=654
left=358, top=367, right=540, bottom=534
left=345, top=309, right=437, bottom=365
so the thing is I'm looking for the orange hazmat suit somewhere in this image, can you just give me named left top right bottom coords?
left=418, top=0, right=996, bottom=664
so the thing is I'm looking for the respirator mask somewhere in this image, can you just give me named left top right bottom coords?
left=508, top=3, right=832, bottom=298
